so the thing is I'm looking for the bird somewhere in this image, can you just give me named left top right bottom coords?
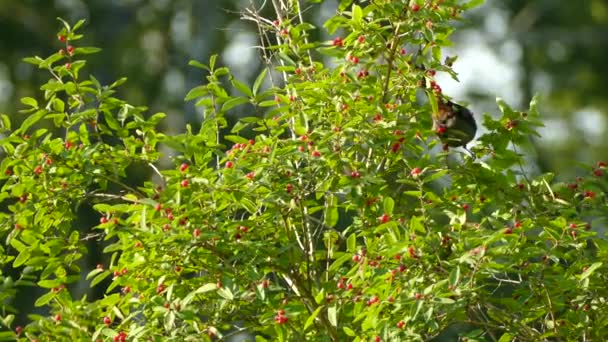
left=432, top=99, right=477, bottom=154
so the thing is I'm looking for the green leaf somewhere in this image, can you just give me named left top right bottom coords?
left=51, top=98, right=65, bottom=113
left=449, top=266, right=460, bottom=286
left=463, top=0, right=486, bottom=9
left=231, top=77, right=252, bottom=97
left=580, top=262, right=602, bottom=281
left=327, top=305, right=337, bottom=327
left=56, top=17, right=71, bottom=31
left=214, top=67, right=230, bottom=77
left=383, top=197, right=394, bottom=215
left=74, top=47, right=101, bottom=55
left=427, top=91, right=438, bottom=116
left=325, top=194, right=339, bottom=228
left=185, top=85, right=208, bottom=101
left=0, top=114, right=11, bottom=130
left=209, top=54, right=217, bottom=71
left=338, top=0, right=355, bottom=12
left=221, top=97, right=249, bottom=112
left=347, top=233, right=356, bottom=253
left=22, top=56, right=44, bottom=66
left=18, top=109, right=47, bottom=133
left=72, top=19, right=86, bottom=31
left=304, top=306, right=324, bottom=331
left=352, top=4, right=362, bottom=24
left=217, top=287, right=234, bottom=300
left=13, top=249, right=31, bottom=267
left=188, top=60, right=210, bottom=71
left=498, top=333, right=514, bottom=342
left=329, top=253, right=351, bottom=272
left=343, top=327, right=356, bottom=336
left=90, top=271, right=110, bottom=287
left=21, top=97, right=38, bottom=108
left=496, top=97, right=515, bottom=117
left=34, top=291, right=56, bottom=307
left=253, top=68, right=268, bottom=96
left=423, top=169, right=449, bottom=184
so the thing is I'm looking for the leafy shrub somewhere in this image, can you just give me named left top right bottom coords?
left=1, top=2, right=607, bottom=341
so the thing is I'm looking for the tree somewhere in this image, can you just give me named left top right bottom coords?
left=1, top=1, right=607, bottom=341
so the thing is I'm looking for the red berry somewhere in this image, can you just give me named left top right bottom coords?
left=352, top=254, right=361, bottom=262
left=66, top=45, right=74, bottom=55
left=181, top=179, right=189, bottom=187
left=436, top=126, right=447, bottom=135
left=311, top=150, right=321, bottom=158
left=411, top=3, right=421, bottom=11
left=593, top=169, right=603, bottom=177
left=180, top=163, right=189, bottom=172
left=274, top=314, right=289, bottom=324
left=100, top=216, right=109, bottom=224
left=462, top=203, right=470, bottom=211
left=410, top=167, right=422, bottom=177
left=34, top=165, right=43, bottom=175
left=225, top=161, right=234, bottom=169
left=157, top=284, right=166, bottom=294
left=332, top=37, right=343, bottom=47
left=397, top=320, right=405, bottom=329
left=58, top=35, right=66, bottom=42
left=54, top=314, right=62, bottom=321
left=155, top=203, right=162, bottom=211
left=15, top=326, right=23, bottom=335
left=569, top=223, right=577, bottom=229
left=504, top=228, right=513, bottom=234
left=193, top=228, right=201, bottom=237
left=380, top=213, right=390, bottom=223
left=357, top=35, right=365, bottom=43
left=414, top=293, right=423, bottom=300
left=286, top=183, right=293, bottom=193
left=246, top=172, right=255, bottom=180
left=351, top=171, right=361, bottom=178
left=408, top=246, right=417, bottom=258
left=391, top=142, right=401, bottom=153
left=514, top=221, right=522, bottom=228
left=374, top=336, right=381, bottom=342
left=103, top=316, right=112, bottom=325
